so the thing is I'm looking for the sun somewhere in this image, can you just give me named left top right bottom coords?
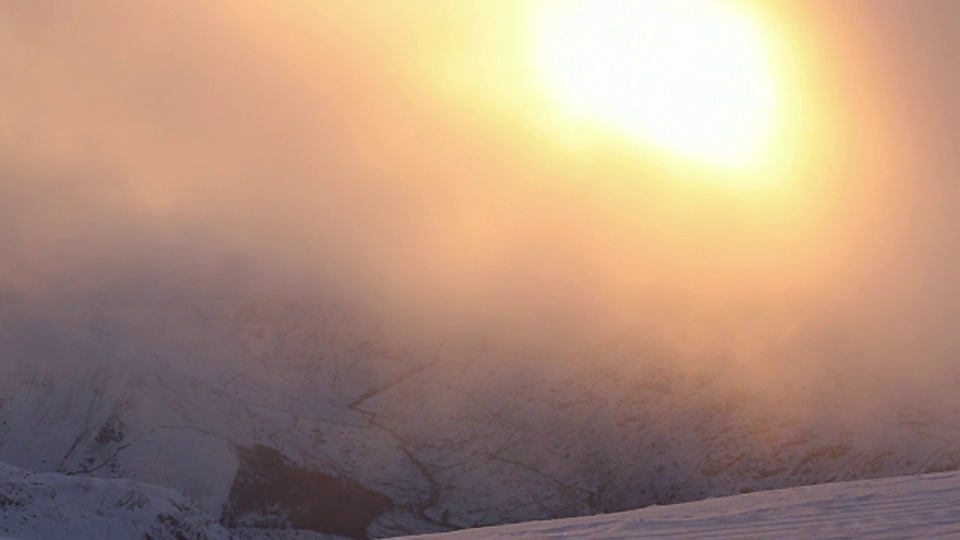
left=533, top=0, right=782, bottom=173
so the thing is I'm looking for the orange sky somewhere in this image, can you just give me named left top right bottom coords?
left=2, top=1, right=959, bottom=390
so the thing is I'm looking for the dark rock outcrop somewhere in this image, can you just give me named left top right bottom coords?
left=222, top=444, right=393, bottom=539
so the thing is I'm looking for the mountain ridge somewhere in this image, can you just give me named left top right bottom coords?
left=2, top=280, right=959, bottom=537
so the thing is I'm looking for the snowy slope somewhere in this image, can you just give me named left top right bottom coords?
left=2, top=280, right=960, bottom=537
left=0, top=461, right=231, bottom=540
left=410, top=471, right=960, bottom=539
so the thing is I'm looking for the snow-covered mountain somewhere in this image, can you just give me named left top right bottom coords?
left=2, top=278, right=960, bottom=538
left=407, top=470, right=960, bottom=539
left=0, top=461, right=231, bottom=540
left=5, top=462, right=959, bottom=539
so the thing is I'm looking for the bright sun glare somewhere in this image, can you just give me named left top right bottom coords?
left=534, top=0, right=781, bottom=173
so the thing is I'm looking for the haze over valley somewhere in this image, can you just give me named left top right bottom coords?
left=2, top=1, right=960, bottom=538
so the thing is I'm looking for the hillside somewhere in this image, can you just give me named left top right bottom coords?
left=5, top=462, right=958, bottom=539
left=0, top=461, right=231, bottom=540
left=408, top=471, right=960, bottom=539
left=2, top=280, right=960, bottom=538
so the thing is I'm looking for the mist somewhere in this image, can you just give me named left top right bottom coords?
left=2, top=0, right=960, bottom=420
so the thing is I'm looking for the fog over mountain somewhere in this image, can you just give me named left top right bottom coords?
left=2, top=1, right=960, bottom=538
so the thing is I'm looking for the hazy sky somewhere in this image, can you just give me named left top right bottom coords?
left=2, top=1, right=959, bottom=390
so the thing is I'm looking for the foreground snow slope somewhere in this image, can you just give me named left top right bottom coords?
left=0, top=461, right=231, bottom=540
left=412, top=471, right=960, bottom=539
